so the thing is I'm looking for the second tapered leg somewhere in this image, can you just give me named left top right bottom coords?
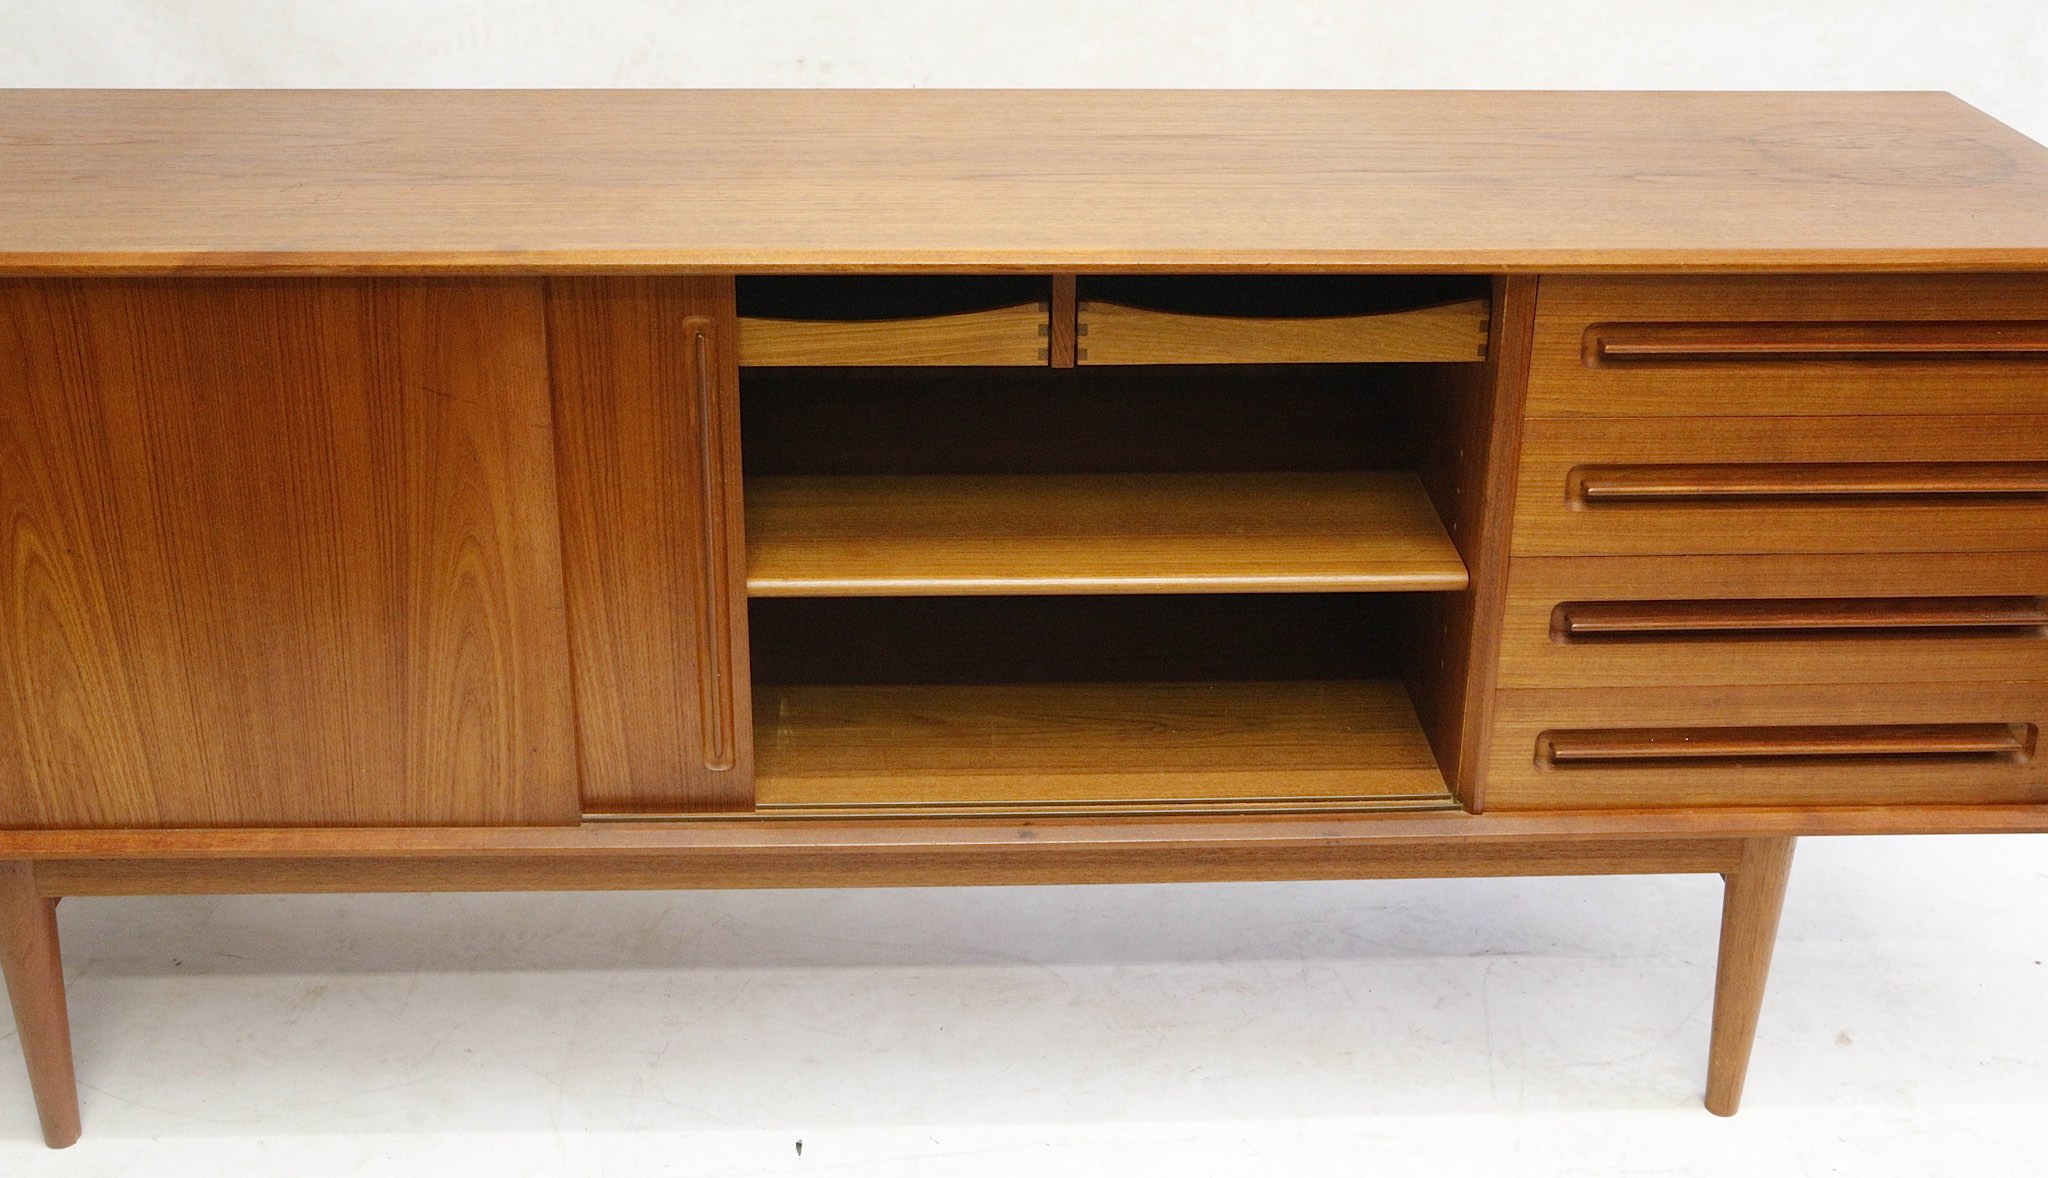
left=1705, top=836, right=1796, bottom=1116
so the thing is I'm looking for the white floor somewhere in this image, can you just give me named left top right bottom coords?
left=0, top=834, right=2042, bottom=1176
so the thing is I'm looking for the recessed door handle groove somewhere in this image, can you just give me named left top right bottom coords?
left=688, top=316, right=737, bottom=773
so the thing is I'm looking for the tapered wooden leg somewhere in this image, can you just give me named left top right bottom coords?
left=0, top=861, right=79, bottom=1148
left=1705, top=836, right=1796, bottom=1116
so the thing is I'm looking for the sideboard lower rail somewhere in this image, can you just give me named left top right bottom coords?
left=4, top=807, right=2048, bottom=866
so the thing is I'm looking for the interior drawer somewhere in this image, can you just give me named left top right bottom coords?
left=1529, top=274, right=2048, bottom=417
left=736, top=276, right=1052, bottom=366
left=1514, top=414, right=2048, bottom=555
left=1500, top=553, right=2048, bottom=687
left=1075, top=276, right=1489, bottom=365
left=1486, top=683, right=2048, bottom=810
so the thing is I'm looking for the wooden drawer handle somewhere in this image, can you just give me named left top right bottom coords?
left=1554, top=596, right=2048, bottom=639
left=1540, top=723, right=2035, bottom=766
left=1586, top=321, right=2048, bottom=364
left=1572, top=462, right=2048, bottom=503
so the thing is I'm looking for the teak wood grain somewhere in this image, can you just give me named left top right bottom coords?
left=1487, top=682, right=2048, bottom=810
left=749, top=680, right=1452, bottom=814
left=736, top=302, right=1051, bottom=366
left=0, top=279, right=579, bottom=829
left=1541, top=724, right=2031, bottom=763
left=0, top=862, right=76, bottom=1148
left=12, top=89, right=2048, bottom=1140
left=1529, top=275, right=2048, bottom=417
left=1706, top=837, right=1796, bottom=1117
left=548, top=278, right=754, bottom=813
left=1501, top=553, right=2048, bottom=688
left=1075, top=296, right=1489, bottom=364
left=4, top=807, right=2046, bottom=867
left=743, top=472, right=1470, bottom=596
left=1513, top=415, right=2048, bottom=556
left=1403, top=275, right=1540, bottom=810
left=1553, top=598, right=2048, bottom=635
left=8, top=91, right=2048, bottom=274
left=28, top=837, right=1752, bottom=896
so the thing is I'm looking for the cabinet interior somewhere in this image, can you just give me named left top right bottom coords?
left=729, top=273, right=1502, bottom=818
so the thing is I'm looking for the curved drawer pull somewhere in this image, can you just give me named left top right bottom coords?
left=689, top=316, right=738, bottom=773
left=1539, top=723, right=2035, bottom=766
left=1554, top=596, right=2048, bottom=639
left=1572, top=462, right=2048, bottom=503
left=1587, top=320, right=2048, bottom=364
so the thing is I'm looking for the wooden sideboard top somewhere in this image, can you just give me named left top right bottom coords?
left=4, top=89, right=2048, bottom=275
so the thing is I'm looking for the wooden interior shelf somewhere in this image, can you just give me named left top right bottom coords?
left=744, top=471, right=1470, bottom=596
left=752, top=679, right=1456, bottom=816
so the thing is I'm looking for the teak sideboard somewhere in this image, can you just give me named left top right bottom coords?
left=4, top=89, right=2048, bottom=1146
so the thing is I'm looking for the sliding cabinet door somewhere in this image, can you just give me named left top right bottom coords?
left=549, top=278, right=753, bottom=813
left=0, top=279, right=580, bottom=828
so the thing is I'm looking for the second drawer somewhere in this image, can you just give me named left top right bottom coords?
left=1501, top=552, right=2048, bottom=687
left=1514, top=414, right=2048, bottom=555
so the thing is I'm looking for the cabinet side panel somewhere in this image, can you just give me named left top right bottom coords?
left=1403, top=275, right=1539, bottom=809
left=548, top=277, right=754, bottom=812
left=0, top=278, right=580, bottom=828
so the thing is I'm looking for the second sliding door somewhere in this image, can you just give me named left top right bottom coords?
left=550, top=278, right=754, bottom=813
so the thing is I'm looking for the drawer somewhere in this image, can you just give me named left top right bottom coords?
left=1485, top=683, right=2048, bottom=810
left=1514, top=415, right=2048, bottom=555
left=1500, top=553, right=2048, bottom=687
left=1075, top=276, right=1490, bottom=365
left=1529, top=275, right=2048, bottom=417
left=736, top=276, right=1052, bottom=366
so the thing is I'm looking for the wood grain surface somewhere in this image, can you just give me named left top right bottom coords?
left=1529, top=275, right=2048, bottom=417
left=548, top=278, right=754, bottom=813
left=737, top=302, right=1051, bottom=366
left=1501, top=553, right=2048, bottom=688
left=752, top=680, right=1452, bottom=813
left=1076, top=296, right=1489, bottom=364
left=1513, top=416, right=2048, bottom=555
left=0, top=862, right=77, bottom=1147
left=1706, top=837, right=1796, bottom=1116
left=0, top=279, right=579, bottom=829
left=1487, top=682, right=2048, bottom=809
left=1402, top=276, right=1541, bottom=810
left=6, top=90, right=2048, bottom=274
left=744, top=472, right=1470, bottom=596
left=30, top=837, right=1751, bottom=896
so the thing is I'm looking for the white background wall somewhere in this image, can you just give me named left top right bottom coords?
left=2, top=5, right=2046, bottom=1177
left=5, top=0, right=2047, bottom=143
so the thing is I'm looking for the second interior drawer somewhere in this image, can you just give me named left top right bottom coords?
left=1076, top=275, right=1490, bottom=365
left=1500, top=552, right=2048, bottom=687
left=1514, top=414, right=2048, bottom=555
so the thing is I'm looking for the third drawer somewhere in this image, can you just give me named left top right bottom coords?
left=1485, top=682, right=2048, bottom=810
left=1500, top=552, right=2048, bottom=688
